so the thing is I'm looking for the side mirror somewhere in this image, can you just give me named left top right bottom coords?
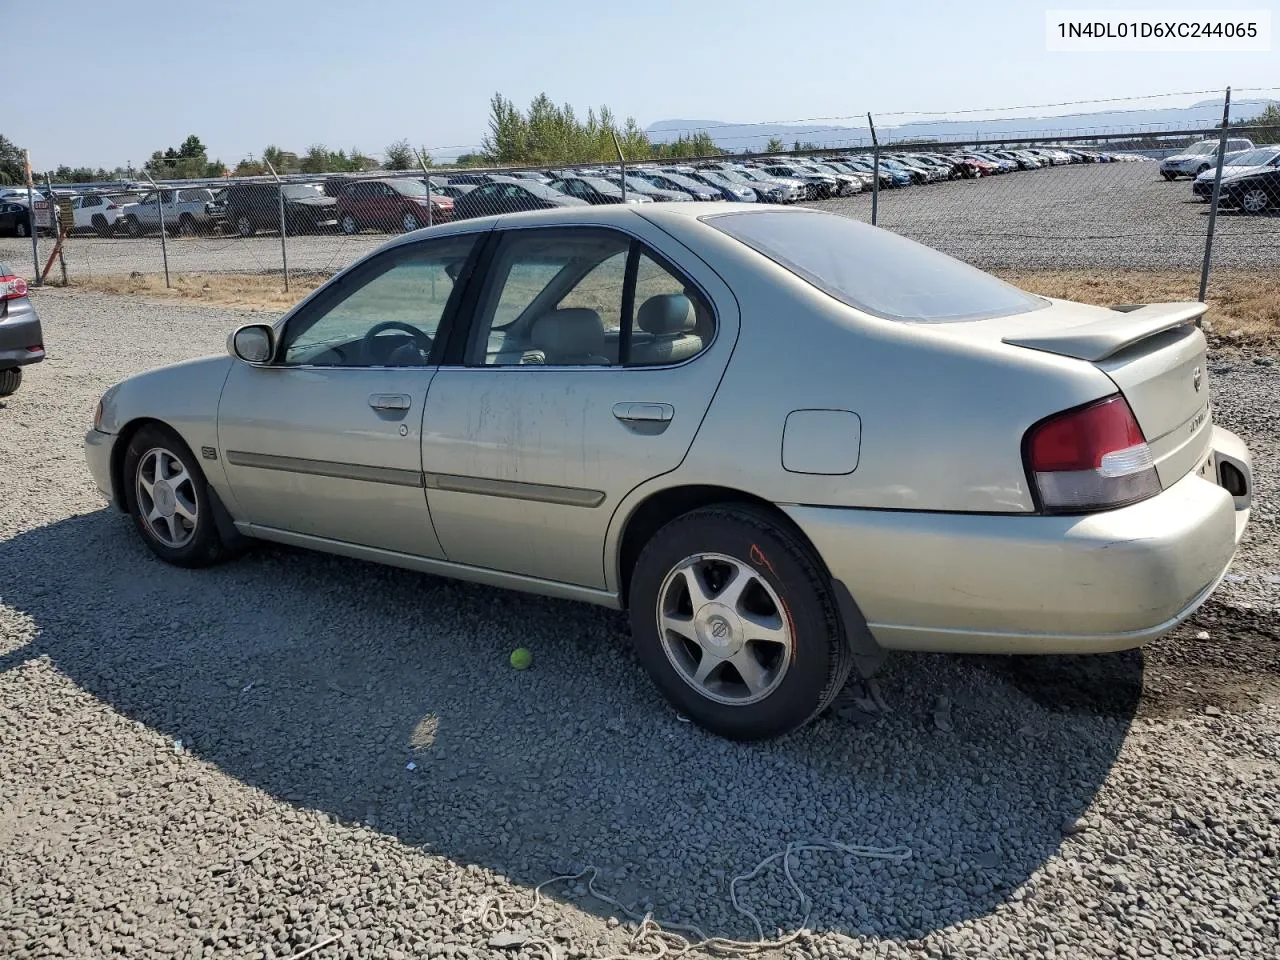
left=229, top=324, right=275, bottom=365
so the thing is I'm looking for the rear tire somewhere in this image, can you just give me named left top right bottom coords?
left=235, top=214, right=256, bottom=238
left=628, top=504, right=853, bottom=741
left=0, top=367, right=22, bottom=397
left=123, top=216, right=142, bottom=238
left=91, top=214, right=111, bottom=237
left=122, top=424, right=228, bottom=568
left=1161, top=171, right=1178, bottom=181
left=15, top=221, right=28, bottom=238
left=177, top=214, right=197, bottom=237
left=340, top=214, right=359, bottom=235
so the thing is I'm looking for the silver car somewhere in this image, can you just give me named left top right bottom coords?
left=83, top=205, right=1253, bottom=741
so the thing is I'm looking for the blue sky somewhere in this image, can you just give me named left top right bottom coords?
left=7, top=0, right=1277, bottom=169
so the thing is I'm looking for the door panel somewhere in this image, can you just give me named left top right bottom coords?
left=421, top=222, right=738, bottom=588
left=218, top=231, right=482, bottom=558
left=219, top=365, right=442, bottom=557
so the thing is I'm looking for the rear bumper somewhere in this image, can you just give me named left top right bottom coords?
left=787, top=426, right=1251, bottom=655
left=0, top=301, right=44, bottom=367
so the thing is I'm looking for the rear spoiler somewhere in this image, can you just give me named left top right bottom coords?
left=1002, top=302, right=1207, bottom=362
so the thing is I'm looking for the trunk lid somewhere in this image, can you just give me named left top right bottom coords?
left=1000, top=301, right=1212, bottom=488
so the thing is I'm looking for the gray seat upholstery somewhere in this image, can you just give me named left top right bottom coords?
left=530, top=308, right=609, bottom=365
left=630, top=294, right=702, bottom=365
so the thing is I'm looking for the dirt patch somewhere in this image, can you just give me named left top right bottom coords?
left=978, top=600, right=1280, bottom=720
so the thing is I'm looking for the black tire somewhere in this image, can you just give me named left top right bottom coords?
left=340, top=213, right=359, bottom=235
left=1161, top=171, right=1178, bottom=181
left=121, top=424, right=228, bottom=568
left=628, top=504, right=853, bottom=741
left=91, top=214, right=111, bottom=237
left=123, top=216, right=142, bottom=238
left=1197, top=164, right=1211, bottom=175
left=15, top=220, right=28, bottom=238
left=0, top=367, right=22, bottom=397
left=235, top=214, right=256, bottom=238
left=177, top=214, right=197, bottom=237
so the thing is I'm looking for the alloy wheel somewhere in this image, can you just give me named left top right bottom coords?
left=1241, top=189, right=1269, bottom=214
left=655, top=552, right=794, bottom=706
left=135, top=447, right=198, bottom=548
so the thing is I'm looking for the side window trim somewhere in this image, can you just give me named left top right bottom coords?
left=275, top=229, right=491, bottom=367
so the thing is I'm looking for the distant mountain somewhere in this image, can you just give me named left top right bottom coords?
left=647, top=99, right=1278, bottom=153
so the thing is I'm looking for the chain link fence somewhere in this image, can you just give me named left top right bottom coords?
left=2, top=98, right=1276, bottom=312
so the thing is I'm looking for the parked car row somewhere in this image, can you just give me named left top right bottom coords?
left=12, top=143, right=1158, bottom=242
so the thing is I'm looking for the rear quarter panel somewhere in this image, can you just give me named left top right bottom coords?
left=604, top=213, right=1120, bottom=590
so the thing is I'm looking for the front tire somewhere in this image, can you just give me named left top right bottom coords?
left=340, top=214, right=359, bottom=235
left=91, top=214, right=111, bottom=237
left=236, top=214, right=256, bottom=238
left=401, top=211, right=421, bottom=232
left=0, top=367, right=22, bottom=396
left=123, top=216, right=142, bottom=238
left=628, top=504, right=853, bottom=741
left=15, top=220, right=28, bottom=238
left=122, top=425, right=227, bottom=568
left=1161, top=171, right=1178, bottom=181
left=177, top=214, right=197, bottom=237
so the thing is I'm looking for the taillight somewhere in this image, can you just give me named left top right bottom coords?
left=1, top=275, right=28, bottom=300
left=107, top=203, right=119, bottom=210
left=1026, top=394, right=1160, bottom=512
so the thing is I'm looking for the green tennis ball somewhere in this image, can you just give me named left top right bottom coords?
left=509, top=647, right=533, bottom=670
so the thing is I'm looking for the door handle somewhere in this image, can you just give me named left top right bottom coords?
left=369, top=393, right=412, bottom=411
left=612, top=402, right=674, bottom=423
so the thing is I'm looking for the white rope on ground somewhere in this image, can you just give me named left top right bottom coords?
left=465, top=839, right=913, bottom=960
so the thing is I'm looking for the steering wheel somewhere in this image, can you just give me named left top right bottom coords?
left=362, top=320, right=433, bottom=364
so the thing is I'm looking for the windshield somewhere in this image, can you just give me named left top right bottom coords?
left=281, top=184, right=324, bottom=200
left=1227, top=148, right=1279, bottom=166
left=705, top=209, right=1047, bottom=323
left=1185, top=141, right=1218, bottom=156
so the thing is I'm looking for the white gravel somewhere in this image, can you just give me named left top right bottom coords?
left=1, top=291, right=1277, bottom=960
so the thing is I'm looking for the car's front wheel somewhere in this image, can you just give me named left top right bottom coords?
left=236, top=214, right=256, bottom=238
left=628, top=504, right=853, bottom=741
left=1161, top=171, right=1178, bottom=181
left=15, top=220, right=28, bottom=237
left=123, top=216, right=142, bottom=238
left=340, top=214, right=359, bottom=235
left=122, top=425, right=228, bottom=568
left=401, top=211, right=421, bottom=232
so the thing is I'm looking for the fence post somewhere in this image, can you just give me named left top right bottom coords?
left=1198, top=87, right=1231, bottom=303
left=22, top=150, right=40, bottom=284
left=415, top=150, right=433, bottom=227
left=612, top=132, right=628, bottom=203
left=867, top=113, right=879, bottom=226
left=264, top=159, right=289, bottom=292
left=143, top=171, right=170, bottom=289
left=47, top=172, right=67, bottom=285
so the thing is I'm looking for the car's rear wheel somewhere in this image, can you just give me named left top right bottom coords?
left=123, top=216, right=142, bottom=238
left=176, top=214, right=197, bottom=237
left=91, top=214, right=111, bottom=237
left=628, top=504, right=853, bottom=741
left=1161, top=171, right=1178, bottom=181
left=15, top=220, right=28, bottom=238
left=340, top=214, right=359, bottom=235
left=122, top=425, right=228, bottom=568
left=1240, top=188, right=1270, bottom=215
left=401, top=211, right=421, bottom=232
left=235, top=214, right=256, bottom=238
left=0, top=367, right=22, bottom=397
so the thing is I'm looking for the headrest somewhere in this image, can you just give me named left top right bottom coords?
left=531, top=309, right=604, bottom=356
left=637, top=294, right=696, bottom=335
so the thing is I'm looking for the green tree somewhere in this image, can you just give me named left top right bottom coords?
left=479, top=91, right=653, bottom=165
left=1234, top=103, right=1280, bottom=143
left=178, top=134, right=207, bottom=159
left=384, top=139, right=415, bottom=169
left=0, top=134, right=27, bottom=185
left=764, top=136, right=786, bottom=153
left=300, top=144, right=332, bottom=174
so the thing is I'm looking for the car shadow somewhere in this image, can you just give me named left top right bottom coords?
left=0, top=509, right=1138, bottom=942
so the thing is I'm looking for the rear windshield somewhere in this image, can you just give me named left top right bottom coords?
left=705, top=209, right=1047, bottom=323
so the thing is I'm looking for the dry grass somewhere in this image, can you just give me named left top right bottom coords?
left=64, top=267, right=1280, bottom=344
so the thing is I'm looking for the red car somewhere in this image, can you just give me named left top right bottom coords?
left=958, top=155, right=1001, bottom=177
left=336, top=178, right=454, bottom=234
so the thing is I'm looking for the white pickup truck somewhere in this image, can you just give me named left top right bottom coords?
left=119, top=187, right=222, bottom=237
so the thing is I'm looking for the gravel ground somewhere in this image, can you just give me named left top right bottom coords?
left=1, top=163, right=1277, bottom=283
left=1, top=292, right=1278, bottom=960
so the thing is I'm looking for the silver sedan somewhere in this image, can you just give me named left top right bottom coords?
left=84, top=204, right=1253, bottom=741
